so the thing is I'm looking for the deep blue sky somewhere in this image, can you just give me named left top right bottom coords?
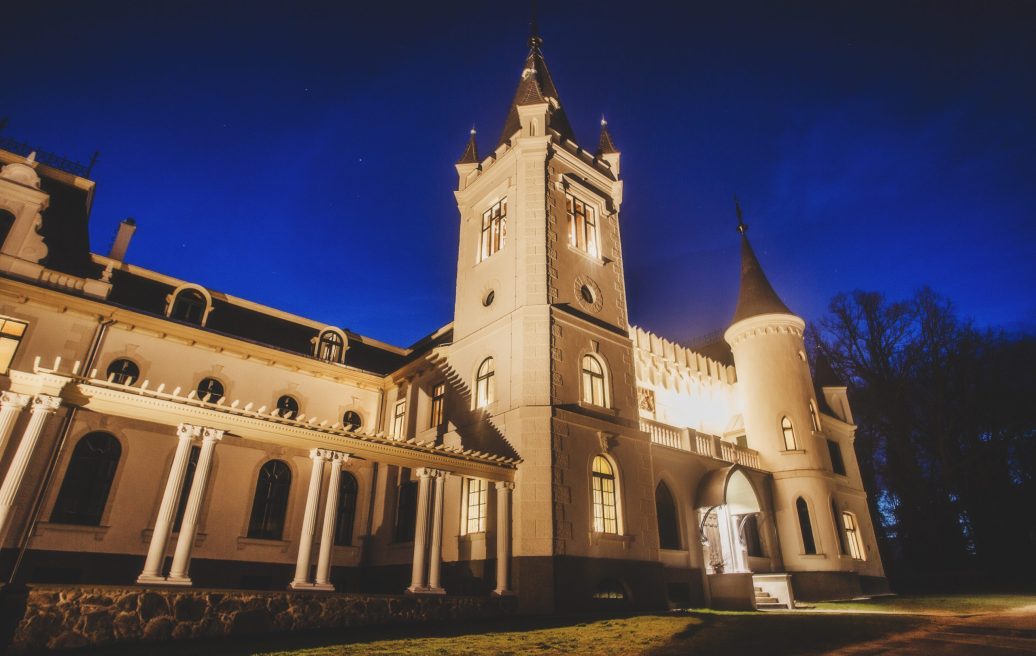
left=4, top=1, right=1034, bottom=347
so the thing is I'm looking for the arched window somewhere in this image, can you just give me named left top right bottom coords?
left=50, top=432, right=121, bottom=525
left=334, top=472, right=359, bottom=546
left=581, top=354, right=607, bottom=407
left=170, top=289, right=207, bottom=325
left=317, top=330, right=345, bottom=363
left=197, top=377, right=224, bottom=403
left=809, top=401, right=821, bottom=432
left=796, top=497, right=817, bottom=555
left=655, top=481, right=680, bottom=549
left=106, top=358, right=140, bottom=386
left=247, top=460, right=292, bottom=540
left=781, top=416, right=797, bottom=451
left=842, top=511, right=866, bottom=560
left=276, top=394, right=299, bottom=419
left=342, top=410, right=362, bottom=431
left=475, top=357, right=495, bottom=408
left=591, top=455, right=619, bottom=534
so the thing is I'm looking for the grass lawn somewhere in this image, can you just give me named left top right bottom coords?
left=811, top=593, right=1036, bottom=615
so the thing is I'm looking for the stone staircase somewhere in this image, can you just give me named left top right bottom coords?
left=754, top=586, right=786, bottom=610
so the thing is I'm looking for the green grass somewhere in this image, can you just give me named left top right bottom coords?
left=811, top=593, right=1036, bottom=615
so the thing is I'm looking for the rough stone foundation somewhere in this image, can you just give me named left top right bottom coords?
left=9, top=584, right=515, bottom=652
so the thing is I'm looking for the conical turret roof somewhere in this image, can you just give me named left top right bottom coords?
left=496, top=36, right=576, bottom=147
left=731, top=203, right=794, bottom=324
left=597, top=118, right=617, bottom=155
left=457, top=128, right=479, bottom=165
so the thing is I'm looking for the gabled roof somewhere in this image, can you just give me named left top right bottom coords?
left=496, top=37, right=576, bottom=147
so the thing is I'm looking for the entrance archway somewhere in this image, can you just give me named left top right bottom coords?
left=696, top=466, right=762, bottom=574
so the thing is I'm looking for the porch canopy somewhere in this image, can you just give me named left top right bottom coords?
left=696, top=465, right=760, bottom=515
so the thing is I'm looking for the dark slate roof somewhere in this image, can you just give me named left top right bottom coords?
left=37, top=171, right=99, bottom=279
left=457, top=130, right=479, bottom=165
left=731, top=234, right=793, bottom=324
left=812, top=352, right=842, bottom=416
left=106, top=268, right=406, bottom=376
left=497, top=42, right=576, bottom=147
left=597, top=120, right=618, bottom=155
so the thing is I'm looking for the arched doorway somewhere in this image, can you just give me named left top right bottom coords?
left=696, top=466, right=763, bottom=574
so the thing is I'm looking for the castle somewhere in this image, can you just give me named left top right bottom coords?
left=0, top=34, right=886, bottom=615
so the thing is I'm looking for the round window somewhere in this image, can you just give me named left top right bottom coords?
left=483, top=290, right=495, bottom=307
left=106, top=358, right=140, bottom=386
left=276, top=395, right=300, bottom=419
left=343, top=410, right=362, bottom=431
left=580, top=285, right=595, bottom=304
left=197, top=377, right=224, bottom=403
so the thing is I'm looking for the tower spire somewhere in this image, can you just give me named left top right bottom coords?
left=457, top=126, right=479, bottom=165
left=731, top=198, right=793, bottom=324
left=597, top=116, right=618, bottom=156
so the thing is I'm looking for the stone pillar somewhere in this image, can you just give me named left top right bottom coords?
left=493, top=481, right=515, bottom=595
left=314, top=452, right=349, bottom=590
left=167, top=427, right=223, bottom=584
left=425, top=471, right=447, bottom=594
left=406, top=468, right=433, bottom=593
left=138, top=424, right=199, bottom=584
left=0, top=392, right=30, bottom=457
left=290, top=449, right=327, bottom=589
left=0, top=394, right=61, bottom=541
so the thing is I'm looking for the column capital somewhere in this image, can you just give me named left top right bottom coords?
left=176, top=423, right=203, bottom=441
left=0, top=392, right=30, bottom=409
left=494, top=481, right=515, bottom=491
left=311, top=448, right=345, bottom=461
left=416, top=467, right=448, bottom=479
left=30, top=394, right=61, bottom=414
left=201, top=427, right=224, bottom=442
left=329, top=451, right=350, bottom=464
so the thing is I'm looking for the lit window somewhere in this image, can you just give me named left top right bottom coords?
left=170, top=289, right=207, bottom=325
left=479, top=198, right=507, bottom=261
left=106, top=358, right=140, bottom=386
left=50, top=432, right=121, bottom=526
left=475, top=358, right=495, bottom=408
left=197, top=377, right=224, bottom=403
left=0, top=317, right=27, bottom=374
left=335, top=472, right=359, bottom=546
left=276, top=395, right=299, bottom=419
left=781, top=416, right=796, bottom=451
left=391, top=399, right=406, bottom=438
left=317, top=330, right=345, bottom=363
left=842, top=511, right=865, bottom=560
left=827, top=439, right=846, bottom=475
left=591, top=455, right=619, bottom=534
left=566, top=194, right=599, bottom=258
left=430, top=382, right=446, bottom=428
left=592, top=578, right=626, bottom=600
left=796, top=497, right=817, bottom=555
left=581, top=354, right=607, bottom=407
left=343, top=410, right=362, bottom=431
left=463, top=478, right=489, bottom=534
left=247, top=460, right=292, bottom=540
left=809, top=401, right=821, bottom=432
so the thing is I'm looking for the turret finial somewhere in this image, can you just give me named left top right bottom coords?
left=529, top=0, right=542, bottom=49
left=735, top=195, right=747, bottom=235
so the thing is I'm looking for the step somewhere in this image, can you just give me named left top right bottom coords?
left=756, top=602, right=788, bottom=610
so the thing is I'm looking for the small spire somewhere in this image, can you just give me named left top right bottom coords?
left=529, top=0, right=542, bottom=50
left=597, top=116, right=617, bottom=155
left=730, top=199, right=794, bottom=324
left=457, top=127, right=479, bottom=165
left=735, top=194, right=747, bottom=235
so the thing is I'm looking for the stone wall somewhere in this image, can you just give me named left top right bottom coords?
left=10, top=585, right=515, bottom=652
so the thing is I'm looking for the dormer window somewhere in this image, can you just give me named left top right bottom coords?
left=479, top=198, right=506, bottom=261
left=316, top=329, right=346, bottom=364
left=170, top=289, right=207, bottom=325
left=566, top=194, right=599, bottom=258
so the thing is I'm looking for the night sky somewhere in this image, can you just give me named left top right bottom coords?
left=4, top=1, right=1034, bottom=347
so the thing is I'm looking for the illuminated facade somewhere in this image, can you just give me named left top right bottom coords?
left=0, top=35, right=886, bottom=614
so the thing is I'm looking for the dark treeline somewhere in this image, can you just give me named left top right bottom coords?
left=809, top=288, right=1036, bottom=592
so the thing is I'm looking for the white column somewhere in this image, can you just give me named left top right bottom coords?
left=138, top=424, right=199, bottom=584
left=425, top=471, right=447, bottom=594
left=0, top=392, right=30, bottom=457
left=0, top=394, right=61, bottom=541
left=290, top=449, right=327, bottom=589
left=167, top=427, right=223, bottom=585
left=493, top=481, right=515, bottom=595
left=314, top=452, right=349, bottom=590
left=406, top=468, right=433, bottom=593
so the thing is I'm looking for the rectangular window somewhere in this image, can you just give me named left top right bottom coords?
left=843, top=512, right=865, bottom=560
left=391, top=399, right=406, bottom=438
left=479, top=198, right=507, bottom=261
left=827, top=439, right=846, bottom=475
left=463, top=478, right=489, bottom=534
left=566, top=194, right=599, bottom=258
left=0, top=317, right=28, bottom=374
left=430, top=383, right=446, bottom=429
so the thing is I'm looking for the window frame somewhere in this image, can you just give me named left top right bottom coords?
left=796, top=496, right=818, bottom=555
left=430, top=382, right=446, bottom=429
left=276, top=394, right=300, bottom=419
left=105, top=358, right=140, bottom=386
left=196, top=377, right=225, bottom=404
left=334, top=471, right=359, bottom=547
left=0, top=316, right=28, bottom=375
left=781, top=416, right=797, bottom=451
left=809, top=401, right=821, bottom=432
left=246, top=460, right=292, bottom=541
left=591, top=455, right=621, bottom=535
left=842, top=511, right=866, bottom=560
left=827, top=439, right=847, bottom=475
left=478, top=198, right=507, bottom=262
left=655, top=481, right=681, bottom=550
left=580, top=353, right=609, bottom=407
left=342, top=410, right=363, bottom=432
left=49, top=432, right=122, bottom=526
left=475, top=357, right=495, bottom=409
left=166, top=285, right=211, bottom=326
left=391, top=399, right=407, bottom=438
left=315, top=329, right=347, bottom=364
left=461, top=477, right=489, bottom=535
left=566, top=193, right=600, bottom=259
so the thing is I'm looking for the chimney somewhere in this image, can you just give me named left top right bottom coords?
left=108, top=218, right=136, bottom=262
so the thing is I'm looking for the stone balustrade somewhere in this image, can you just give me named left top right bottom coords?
left=640, top=417, right=761, bottom=469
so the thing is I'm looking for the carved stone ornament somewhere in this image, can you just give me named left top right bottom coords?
left=597, top=431, right=618, bottom=453
left=31, top=394, right=62, bottom=413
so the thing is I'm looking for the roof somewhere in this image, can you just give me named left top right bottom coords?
left=496, top=39, right=576, bottom=147
left=457, top=129, right=479, bottom=165
left=731, top=233, right=794, bottom=324
left=597, top=120, right=618, bottom=155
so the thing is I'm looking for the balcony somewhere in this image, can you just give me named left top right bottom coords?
left=640, top=417, right=761, bottom=469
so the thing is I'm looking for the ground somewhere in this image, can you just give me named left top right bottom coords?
left=79, top=595, right=1036, bottom=656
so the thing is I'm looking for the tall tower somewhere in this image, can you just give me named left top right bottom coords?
left=448, top=34, right=662, bottom=613
left=722, top=208, right=849, bottom=582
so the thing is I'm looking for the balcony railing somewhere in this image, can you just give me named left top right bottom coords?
left=640, top=417, right=761, bottom=469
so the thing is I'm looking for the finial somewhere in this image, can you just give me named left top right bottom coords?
left=470, top=126, right=477, bottom=135
left=601, top=115, right=608, bottom=127
left=529, top=0, right=542, bottom=49
left=735, top=194, right=747, bottom=235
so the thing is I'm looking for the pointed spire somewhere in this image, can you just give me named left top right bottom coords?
left=457, top=127, right=479, bottom=165
left=597, top=116, right=617, bottom=155
left=496, top=28, right=576, bottom=147
left=731, top=197, right=793, bottom=324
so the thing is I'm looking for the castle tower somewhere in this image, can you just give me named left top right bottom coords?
left=448, top=33, right=662, bottom=613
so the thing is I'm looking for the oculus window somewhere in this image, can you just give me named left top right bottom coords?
left=276, top=395, right=299, bottom=419
left=342, top=410, right=362, bottom=431
left=197, top=377, right=224, bottom=403
left=106, top=358, right=139, bottom=386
